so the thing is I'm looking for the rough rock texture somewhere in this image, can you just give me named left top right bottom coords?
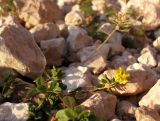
left=111, top=51, right=136, bottom=69
left=138, top=45, right=157, bottom=67
left=135, top=106, right=160, bottom=121
left=65, top=11, right=85, bottom=26
left=109, top=43, right=125, bottom=56
left=67, top=26, right=93, bottom=52
left=127, top=0, right=160, bottom=30
left=62, top=65, right=93, bottom=92
left=81, top=91, right=117, bottom=120
left=139, top=79, right=160, bottom=112
left=0, top=94, right=3, bottom=104
left=0, top=16, right=46, bottom=78
left=30, top=23, right=60, bottom=43
left=0, top=102, right=29, bottom=121
left=82, top=44, right=110, bottom=74
left=66, top=26, right=93, bottom=62
left=153, top=37, right=160, bottom=51
left=117, top=100, right=137, bottom=120
left=14, top=0, right=63, bottom=28
left=99, top=69, right=157, bottom=96
left=40, top=37, right=65, bottom=66
left=154, top=28, right=160, bottom=38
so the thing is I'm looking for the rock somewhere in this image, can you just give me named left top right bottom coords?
left=99, top=69, right=157, bottom=96
left=117, top=101, right=137, bottom=120
left=0, top=16, right=46, bottom=78
left=127, top=0, right=160, bottom=30
left=66, top=26, right=93, bottom=62
left=40, top=38, right=65, bottom=66
left=0, top=94, right=4, bottom=104
left=153, top=37, right=160, bottom=51
left=67, top=26, right=93, bottom=52
left=98, top=23, right=114, bottom=35
left=65, top=11, right=85, bottom=26
left=135, top=106, right=160, bottom=121
left=91, top=0, right=107, bottom=14
left=98, top=24, right=122, bottom=45
left=56, top=20, right=68, bottom=38
left=108, top=43, right=125, bottom=56
left=111, top=51, right=136, bottom=69
left=155, top=55, right=160, bottom=74
left=62, top=65, right=93, bottom=92
left=14, top=0, right=63, bottom=28
left=80, top=44, right=110, bottom=74
left=108, top=32, right=122, bottom=45
left=0, top=102, right=29, bottom=121
left=77, top=45, right=98, bottom=63
left=138, top=45, right=157, bottom=67
left=30, top=23, right=60, bottom=43
left=81, top=91, right=117, bottom=120
left=154, top=28, right=160, bottom=38
left=139, top=79, right=160, bottom=112
left=111, top=119, right=122, bottom=121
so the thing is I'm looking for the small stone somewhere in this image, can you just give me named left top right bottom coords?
left=62, top=65, right=93, bottom=92
left=82, top=44, right=110, bottom=74
left=111, top=119, right=122, bottom=121
left=117, top=100, right=137, bottom=120
left=30, top=23, right=60, bottom=43
left=81, top=91, right=117, bottom=121
left=154, top=28, right=160, bottom=38
left=14, top=0, right=63, bottom=28
left=111, top=51, right=136, bottom=69
left=0, top=102, right=29, bottom=121
left=153, top=37, right=160, bottom=51
left=65, top=11, right=85, bottom=26
left=135, top=106, right=160, bottom=121
left=139, top=79, right=160, bottom=112
left=40, top=37, right=66, bottom=66
left=67, top=26, right=93, bottom=52
left=127, top=0, right=160, bottom=30
left=138, top=45, right=157, bottom=67
left=108, top=43, right=125, bottom=56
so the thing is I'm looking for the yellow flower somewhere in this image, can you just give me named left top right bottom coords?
left=114, top=67, right=130, bottom=85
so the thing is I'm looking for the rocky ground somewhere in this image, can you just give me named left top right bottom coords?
left=0, top=0, right=160, bottom=121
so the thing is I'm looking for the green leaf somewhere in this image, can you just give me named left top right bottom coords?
left=51, top=66, right=63, bottom=81
left=63, top=96, right=76, bottom=108
left=78, top=111, right=90, bottom=119
left=34, top=75, right=44, bottom=86
left=27, top=88, right=39, bottom=97
left=49, top=81, right=57, bottom=90
left=2, top=74, right=15, bottom=98
left=56, top=108, right=78, bottom=121
left=74, top=105, right=86, bottom=114
left=37, top=99, right=44, bottom=107
left=37, top=85, right=47, bottom=93
left=80, top=0, right=95, bottom=16
left=53, top=83, right=62, bottom=93
left=48, top=97, right=54, bottom=105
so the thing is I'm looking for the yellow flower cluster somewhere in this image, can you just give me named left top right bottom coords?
left=114, top=67, right=130, bottom=85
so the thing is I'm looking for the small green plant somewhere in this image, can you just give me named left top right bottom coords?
left=2, top=74, right=16, bottom=98
left=55, top=104, right=103, bottom=121
left=97, top=67, right=130, bottom=92
left=0, top=0, right=15, bottom=16
left=27, top=67, right=67, bottom=121
left=50, top=96, right=103, bottom=121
